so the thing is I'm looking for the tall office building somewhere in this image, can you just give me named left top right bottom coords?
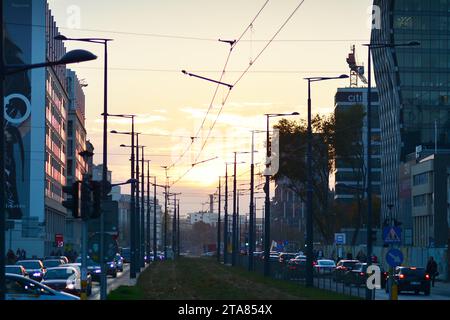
left=4, top=0, right=73, bottom=257
left=372, top=0, right=450, bottom=221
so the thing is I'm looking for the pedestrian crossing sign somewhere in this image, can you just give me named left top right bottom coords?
left=383, top=226, right=402, bottom=244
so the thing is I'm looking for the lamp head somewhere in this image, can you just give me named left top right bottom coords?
left=54, top=34, right=68, bottom=41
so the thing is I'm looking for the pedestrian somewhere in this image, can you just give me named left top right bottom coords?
left=16, top=248, right=21, bottom=258
left=7, top=249, right=16, bottom=264
left=21, top=249, right=26, bottom=260
left=426, top=256, right=438, bottom=287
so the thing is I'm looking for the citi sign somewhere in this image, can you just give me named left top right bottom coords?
left=335, top=92, right=364, bottom=104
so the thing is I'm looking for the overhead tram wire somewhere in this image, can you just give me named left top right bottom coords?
left=191, top=0, right=307, bottom=166
left=167, top=0, right=272, bottom=172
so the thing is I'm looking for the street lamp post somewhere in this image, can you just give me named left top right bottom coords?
left=362, top=40, right=419, bottom=300
left=0, top=16, right=96, bottom=298
left=144, top=160, right=151, bottom=265
left=55, top=34, right=112, bottom=300
left=303, top=75, right=348, bottom=287
left=162, top=166, right=169, bottom=260
left=263, top=113, right=299, bottom=277
left=140, top=146, right=146, bottom=268
left=224, top=165, right=230, bottom=265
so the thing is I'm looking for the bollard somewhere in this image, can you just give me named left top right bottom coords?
left=391, top=283, right=398, bottom=300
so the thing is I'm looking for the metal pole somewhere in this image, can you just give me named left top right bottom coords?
left=237, top=190, right=240, bottom=257
left=135, top=135, right=140, bottom=269
left=130, top=119, right=136, bottom=278
left=100, top=40, right=108, bottom=300
left=224, top=165, right=229, bottom=265
left=0, top=0, right=5, bottom=300
left=264, top=115, right=271, bottom=277
left=141, top=147, right=145, bottom=267
left=366, top=46, right=373, bottom=300
left=232, top=153, right=237, bottom=266
left=172, top=194, right=177, bottom=258
left=217, top=178, right=221, bottom=262
left=153, top=177, right=157, bottom=262
left=164, top=184, right=168, bottom=260
left=146, top=161, right=150, bottom=265
left=177, top=200, right=180, bottom=257
left=80, top=214, right=88, bottom=300
left=249, top=131, right=255, bottom=271
left=306, top=79, right=314, bottom=287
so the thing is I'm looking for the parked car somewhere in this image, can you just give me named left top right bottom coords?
left=5, top=273, right=79, bottom=300
left=42, top=259, right=65, bottom=269
left=314, top=259, right=336, bottom=276
left=16, top=260, right=46, bottom=282
left=334, top=260, right=360, bottom=282
left=113, top=253, right=124, bottom=272
left=278, top=253, right=298, bottom=264
left=387, top=266, right=431, bottom=295
left=343, top=263, right=387, bottom=288
left=6, top=265, right=28, bottom=278
left=41, top=266, right=91, bottom=297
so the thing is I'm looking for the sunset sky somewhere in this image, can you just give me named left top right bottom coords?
left=47, top=0, right=373, bottom=216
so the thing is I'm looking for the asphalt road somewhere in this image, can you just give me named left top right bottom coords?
left=89, top=263, right=142, bottom=300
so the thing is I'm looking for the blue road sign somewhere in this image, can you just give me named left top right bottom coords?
left=386, top=249, right=404, bottom=267
left=383, top=226, right=402, bottom=244
left=335, top=233, right=346, bottom=245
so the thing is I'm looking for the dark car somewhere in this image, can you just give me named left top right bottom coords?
left=334, top=260, right=360, bottom=282
left=76, top=257, right=101, bottom=281
left=121, top=248, right=131, bottom=263
left=5, top=274, right=79, bottom=300
left=286, top=258, right=307, bottom=279
left=387, top=266, right=431, bottom=295
left=42, top=259, right=65, bottom=269
left=278, top=253, right=298, bottom=264
left=6, top=265, right=28, bottom=278
left=16, top=260, right=46, bottom=282
left=41, top=266, right=91, bottom=297
left=113, top=254, right=124, bottom=272
left=343, top=263, right=387, bottom=288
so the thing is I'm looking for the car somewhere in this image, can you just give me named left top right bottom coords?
left=387, top=266, right=431, bottom=295
left=76, top=257, right=101, bottom=281
left=64, top=263, right=93, bottom=294
left=44, top=256, right=69, bottom=264
left=343, top=263, right=387, bottom=288
left=286, top=257, right=307, bottom=279
left=253, top=251, right=264, bottom=260
left=5, top=273, right=79, bottom=300
left=314, top=259, right=336, bottom=276
left=278, top=253, right=298, bottom=264
left=120, top=248, right=131, bottom=263
left=16, top=260, right=46, bottom=282
left=41, top=266, right=91, bottom=297
left=42, top=259, right=65, bottom=269
left=6, top=265, right=28, bottom=278
left=113, top=253, right=124, bottom=272
left=334, top=260, right=360, bottom=282
left=106, top=260, right=118, bottom=278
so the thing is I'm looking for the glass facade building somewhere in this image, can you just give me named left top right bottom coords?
left=372, top=0, right=450, bottom=221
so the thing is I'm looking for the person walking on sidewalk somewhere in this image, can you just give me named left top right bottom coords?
left=426, top=256, right=438, bottom=287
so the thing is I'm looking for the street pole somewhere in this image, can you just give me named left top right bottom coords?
left=177, top=200, right=180, bottom=257
left=153, top=177, right=157, bottom=262
left=0, top=1, right=6, bottom=300
left=100, top=40, right=109, bottom=301
left=224, top=165, right=229, bottom=265
left=264, top=115, right=271, bottom=277
left=232, top=153, right=237, bottom=266
left=146, top=161, right=151, bottom=265
left=141, top=147, right=145, bottom=267
left=306, top=80, right=314, bottom=287
left=217, top=178, right=221, bottom=262
left=249, top=131, right=255, bottom=271
left=130, top=119, right=136, bottom=278
left=135, top=135, right=140, bottom=270
left=172, top=194, right=177, bottom=258
left=237, top=190, right=240, bottom=256
left=366, top=46, right=373, bottom=301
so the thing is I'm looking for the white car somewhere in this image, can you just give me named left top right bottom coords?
left=314, top=259, right=336, bottom=275
left=5, top=274, right=79, bottom=300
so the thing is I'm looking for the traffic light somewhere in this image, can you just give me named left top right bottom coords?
left=62, top=182, right=81, bottom=219
left=89, top=181, right=102, bottom=219
left=80, top=178, right=92, bottom=221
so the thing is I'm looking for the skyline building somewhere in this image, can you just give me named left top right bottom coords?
left=372, top=0, right=450, bottom=222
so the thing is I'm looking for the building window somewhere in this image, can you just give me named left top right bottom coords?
left=413, top=172, right=429, bottom=186
left=413, top=194, right=427, bottom=207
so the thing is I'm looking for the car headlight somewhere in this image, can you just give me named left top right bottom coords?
left=32, top=272, right=41, bottom=277
left=66, top=283, right=75, bottom=290
left=95, top=269, right=101, bottom=273
left=109, top=263, right=114, bottom=268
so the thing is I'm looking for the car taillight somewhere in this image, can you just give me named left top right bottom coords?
left=360, top=272, right=365, bottom=276
left=399, top=274, right=405, bottom=279
left=425, top=274, right=430, bottom=280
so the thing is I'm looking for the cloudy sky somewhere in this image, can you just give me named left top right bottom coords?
left=47, top=0, right=373, bottom=215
